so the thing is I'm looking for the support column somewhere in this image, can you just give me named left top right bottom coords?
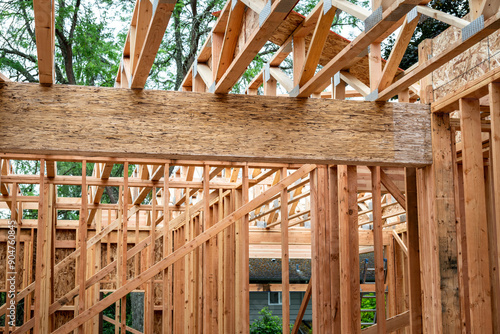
left=405, top=167, right=422, bottom=334
left=428, top=112, right=461, bottom=333
left=459, top=98, right=492, bottom=333
left=489, top=83, right=500, bottom=333
left=338, top=165, right=360, bottom=334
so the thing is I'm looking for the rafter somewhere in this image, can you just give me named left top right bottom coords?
left=298, top=2, right=338, bottom=86
left=213, top=0, right=299, bottom=93
left=377, top=12, right=420, bottom=92
left=294, top=0, right=424, bottom=98
left=214, top=0, right=246, bottom=83
left=116, top=0, right=177, bottom=89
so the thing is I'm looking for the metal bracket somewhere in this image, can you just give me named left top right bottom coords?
left=407, top=7, right=418, bottom=23
left=462, top=15, right=484, bottom=42
left=324, top=0, right=333, bottom=15
left=259, top=0, right=272, bottom=26
left=364, top=6, right=382, bottom=32
left=365, top=89, right=379, bottom=101
left=208, top=81, right=216, bottom=93
left=264, top=63, right=271, bottom=82
left=333, top=72, right=341, bottom=87
left=192, top=59, right=198, bottom=78
left=289, top=84, right=300, bottom=97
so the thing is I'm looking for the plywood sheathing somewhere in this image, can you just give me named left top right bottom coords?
left=432, top=14, right=500, bottom=100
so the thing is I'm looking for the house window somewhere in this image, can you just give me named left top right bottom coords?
left=268, top=292, right=281, bottom=305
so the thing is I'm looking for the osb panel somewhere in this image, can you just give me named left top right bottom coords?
left=55, top=249, right=76, bottom=299
left=431, top=13, right=500, bottom=100
left=54, top=230, right=77, bottom=300
left=154, top=282, right=163, bottom=305
left=269, top=11, right=305, bottom=46
left=54, top=311, right=75, bottom=331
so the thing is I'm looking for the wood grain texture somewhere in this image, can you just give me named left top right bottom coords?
left=0, top=82, right=432, bottom=166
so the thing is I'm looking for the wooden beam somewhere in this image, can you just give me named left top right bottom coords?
left=377, top=10, right=500, bottom=101
left=329, top=0, right=370, bottom=20
left=0, top=82, right=432, bottom=166
left=296, top=0, right=421, bottom=97
left=269, top=67, right=293, bottom=93
left=340, top=71, right=370, bottom=96
left=50, top=164, right=316, bottom=334
left=416, top=6, right=469, bottom=29
left=214, top=0, right=298, bottom=93
left=33, top=0, right=55, bottom=85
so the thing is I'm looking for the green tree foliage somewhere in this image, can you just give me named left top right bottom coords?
left=382, top=0, right=469, bottom=70
left=0, top=0, right=131, bottom=85
left=250, top=307, right=292, bottom=334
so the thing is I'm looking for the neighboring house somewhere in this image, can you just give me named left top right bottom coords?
left=249, top=253, right=378, bottom=327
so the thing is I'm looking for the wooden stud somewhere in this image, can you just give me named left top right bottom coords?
left=459, top=98, right=493, bottom=333
left=370, top=166, right=386, bottom=333
left=280, top=167, right=290, bottom=332
left=489, top=83, right=500, bottom=332
left=405, top=167, right=422, bottom=334
left=77, top=161, right=88, bottom=333
left=34, top=160, right=53, bottom=332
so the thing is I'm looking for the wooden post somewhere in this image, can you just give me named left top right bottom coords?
left=459, top=98, right=493, bottom=333
left=121, top=163, right=129, bottom=334
left=224, top=190, right=235, bottom=333
left=163, top=163, right=172, bottom=333
left=405, top=167, right=422, bottom=334
left=34, top=160, right=54, bottom=333
left=329, top=166, right=341, bottom=333
left=240, top=166, right=250, bottom=334
left=430, top=112, right=461, bottom=333
left=338, top=165, right=360, bottom=334
left=281, top=167, right=290, bottom=332
left=203, top=165, right=217, bottom=334
left=370, top=166, right=386, bottom=333
left=489, top=83, right=500, bottom=333
left=77, top=161, right=88, bottom=333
